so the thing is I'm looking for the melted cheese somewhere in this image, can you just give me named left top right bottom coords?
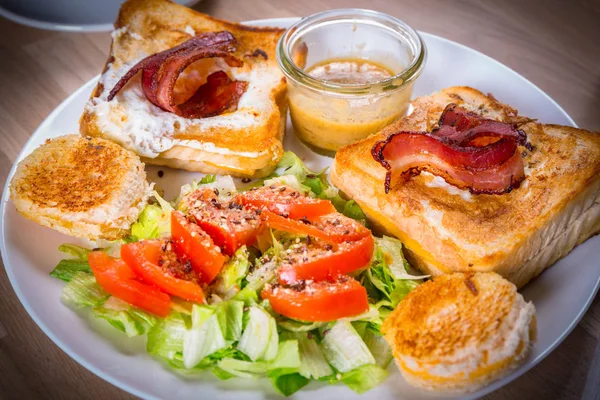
left=85, top=54, right=283, bottom=158
left=356, top=201, right=450, bottom=273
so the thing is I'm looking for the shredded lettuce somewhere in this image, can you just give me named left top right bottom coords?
left=237, top=306, right=278, bottom=361
left=130, top=204, right=162, bottom=240
left=147, top=313, right=187, bottom=362
left=362, top=328, right=393, bottom=368
left=131, top=191, right=173, bottom=240
left=244, top=260, right=277, bottom=292
left=320, top=321, right=375, bottom=373
left=283, top=332, right=333, bottom=379
left=93, top=297, right=158, bottom=337
left=267, top=341, right=308, bottom=396
left=339, top=364, right=388, bottom=394
left=215, top=300, right=244, bottom=341
left=212, top=246, right=249, bottom=300
left=359, top=236, right=423, bottom=331
left=183, top=305, right=228, bottom=368
left=200, top=174, right=217, bottom=184
left=217, top=358, right=268, bottom=378
left=263, top=175, right=306, bottom=193
left=50, top=259, right=91, bottom=282
left=278, top=318, right=326, bottom=333
left=232, top=286, right=258, bottom=306
left=58, top=243, right=90, bottom=261
left=60, top=272, right=108, bottom=308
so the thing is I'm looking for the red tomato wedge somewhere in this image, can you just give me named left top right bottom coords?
left=238, top=184, right=335, bottom=219
left=261, top=210, right=333, bottom=242
left=185, top=188, right=262, bottom=255
left=262, top=276, right=369, bottom=322
left=171, top=211, right=225, bottom=284
left=277, top=235, right=375, bottom=284
left=121, top=240, right=205, bottom=303
left=261, top=210, right=370, bottom=244
left=306, top=213, right=371, bottom=242
left=88, top=251, right=171, bottom=317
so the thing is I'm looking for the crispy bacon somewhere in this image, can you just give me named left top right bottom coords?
left=435, top=104, right=528, bottom=147
left=106, top=31, right=248, bottom=119
left=371, top=103, right=529, bottom=195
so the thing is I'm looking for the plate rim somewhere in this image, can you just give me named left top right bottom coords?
left=0, top=16, right=595, bottom=400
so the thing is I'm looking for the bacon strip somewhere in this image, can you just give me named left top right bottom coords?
left=106, top=31, right=247, bottom=119
left=372, top=132, right=524, bottom=194
left=435, top=103, right=528, bottom=147
left=371, top=103, right=529, bottom=195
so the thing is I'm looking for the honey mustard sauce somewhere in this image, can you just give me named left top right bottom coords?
left=306, top=58, right=394, bottom=85
left=287, top=57, right=411, bottom=153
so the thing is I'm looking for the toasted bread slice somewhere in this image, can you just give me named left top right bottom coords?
left=331, top=86, right=600, bottom=288
left=10, top=135, right=151, bottom=240
left=382, top=272, right=535, bottom=392
left=80, top=0, right=286, bottom=178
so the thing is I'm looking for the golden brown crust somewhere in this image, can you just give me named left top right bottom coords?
left=381, top=272, right=535, bottom=391
left=9, top=135, right=150, bottom=240
left=382, top=273, right=515, bottom=360
left=11, top=136, right=130, bottom=212
left=331, top=86, right=600, bottom=287
left=79, top=0, right=287, bottom=175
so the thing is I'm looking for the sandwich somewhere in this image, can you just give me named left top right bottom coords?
left=9, top=135, right=151, bottom=241
left=382, top=272, right=536, bottom=392
left=80, top=0, right=287, bottom=178
left=331, top=86, right=600, bottom=288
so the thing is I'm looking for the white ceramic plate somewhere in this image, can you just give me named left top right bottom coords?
left=1, top=17, right=599, bottom=400
left=0, top=0, right=198, bottom=32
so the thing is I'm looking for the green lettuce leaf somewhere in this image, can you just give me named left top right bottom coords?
left=360, top=236, right=423, bottom=318
left=215, top=300, right=244, bottom=341
left=270, top=373, right=309, bottom=396
left=130, top=204, right=162, bottom=240
left=237, top=306, right=278, bottom=361
left=340, top=364, right=388, bottom=394
left=212, top=246, right=250, bottom=300
left=93, top=297, right=158, bottom=337
left=183, top=305, right=228, bottom=368
left=267, top=340, right=308, bottom=396
left=320, top=321, right=375, bottom=373
left=131, top=191, right=173, bottom=240
left=60, top=271, right=108, bottom=308
left=147, top=312, right=187, bottom=362
left=50, top=259, right=91, bottom=282
left=200, top=174, right=217, bottom=184
left=58, top=243, right=90, bottom=261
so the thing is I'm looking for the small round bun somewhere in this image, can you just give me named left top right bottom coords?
left=382, top=272, right=535, bottom=392
left=10, top=135, right=151, bottom=240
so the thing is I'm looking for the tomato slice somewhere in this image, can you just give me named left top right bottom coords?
left=238, top=184, right=335, bottom=219
left=185, top=188, right=262, bottom=255
left=262, top=276, right=369, bottom=322
left=262, top=210, right=370, bottom=244
left=88, top=251, right=171, bottom=317
left=121, top=240, right=205, bottom=303
left=261, top=210, right=333, bottom=242
left=277, top=235, right=374, bottom=285
left=171, top=211, right=225, bottom=284
left=307, top=213, right=370, bottom=242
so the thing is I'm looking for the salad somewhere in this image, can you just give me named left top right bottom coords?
left=50, top=152, right=424, bottom=396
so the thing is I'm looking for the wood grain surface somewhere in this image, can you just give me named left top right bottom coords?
left=0, top=0, right=599, bottom=399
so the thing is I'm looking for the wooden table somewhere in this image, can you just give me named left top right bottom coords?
left=0, top=0, right=599, bottom=399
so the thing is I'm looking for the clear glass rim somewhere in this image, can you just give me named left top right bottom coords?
left=277, top=8, right=427, bottom=95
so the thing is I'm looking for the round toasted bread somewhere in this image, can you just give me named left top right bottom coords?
left=381, top=272, right=536, bottom=392
left=10, top=135, right=151, bottom=240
